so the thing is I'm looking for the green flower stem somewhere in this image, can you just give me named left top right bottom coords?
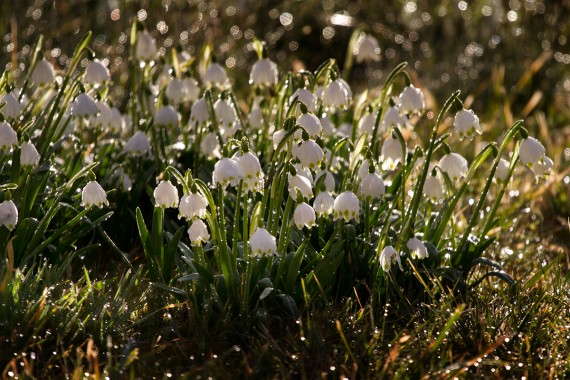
left=216, top=184, right=237, bottom=300
left=194, top=245, right=206, bottom=267
left=243, top=192, right=250, bottom=261
left=277, top=197, right=294, bottom=255
left=232, top=181, right=243, bottom=258
left=364, top=199, right=371, bottom=241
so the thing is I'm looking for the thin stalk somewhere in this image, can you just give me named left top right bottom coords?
left=232, top=181, right=243, bottom=258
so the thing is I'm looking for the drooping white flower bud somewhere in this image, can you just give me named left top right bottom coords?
left=297, top=139, right=324, bottom=170
left=108, top=107, right=126, bottom=134
left=203, top=63, right=228, bottom=87
left=406, top=237, right=428, bottom=260
left=124, top=131, right=150, bottom=155
left=81, top=180, right=108, bottom=208
left=31, top=59, right=56, bottom=86
left=358, top=171, right=385, bottom=200
left=494, top=158, right=510, bottom=183
left=333, top=191, right=359, bottom=222
left=272, top=129, right=286, bottom=150
left=89, top=102, right=112, bottom=129
left=288, top=173, right=313, bottom=200
left=154, top=180, right=179, bottom=209
left=533, top=155, right=553, bottom=178
left=250, top=58, right=278, bottom=87
left=293, top=202, right=316, bottom=229
left=183, top=78, right=200, bottom=102
left=72, top=93, right=98, bottom=118
left=398, top=85, right=425, bottom=115
left=136, top=31, right=157, bottom=61
left=439, top=153, right=468, bottom=182
left=200, top=132, right=221, bottom=158
left=313, top=191, right=334, bottom=217
left=357, top=160, right=381, bottom=181
left=213, top=157, right=244, bottom=188
left=519, top=136, right=546, bottom=169
left=188, top=219, right=210, bottom=246
left=320, top=116, right=336, bottom=137
left=314, top=170, right=336, bottom=192
left=379, top=245, right=403, bottom=272
left=297, top=113, right=322, bottom=138
left=190, top=97, right=210, bottom=125
left=214, top=99, right=239, bottom=137
left=236, top=151, right=264, bottom=192
left=116, top=168, right=132, bottom=192
left=0, top=200, right=18, bottom=231
left=290, top=88, right=316, bottom=113
left=354, top=34, right=381, bottom=63
left=84, top=60, right=110, bottom=86
left=250, top=227, right=277, bottom=257
left=381, top=135, right=404, bottom=171
left=423, top=175, right=444, bottom=203
left=454, top=109, right=481, bottom=140
left=0, top=93, right=21, bottom=120
left=165, top=78, right=187, bottom=104
left=322, top=79, right=352, bottom=110
left=0, top=121, right=18, bottom=150
left=179, top=192, right=208, bottom=220
left=20, top=141, right=40, bottom=167
left=382, top=106, right=407, bottom=131
left=358, top=111, right=377, bottom=136
left=154, top=105, right=180, bottom=128
left=248, top=107, right=264, bottom=129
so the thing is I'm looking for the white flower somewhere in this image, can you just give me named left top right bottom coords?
left=296, top=139, right=324, bottom=170
left=358, top=171, right=385, bottom=200
left=519, top=137, right=546, bottom=169
left=183, top=78, right=200, bottom=102
left=333, top=191, right=359, bottom=222
left=124, top=131, right=150, bottom=155
left=382, top=106, right=407, bottom=130
left=288, top=173, right=313, bottom=200
left=354, top=34, right=381, bottom=63
left=250, top=227, right=277, bottom=257
left=191, top=97, right=210, bottom=125
left=406, top=238, right=428, bottom=260
left=188, top=219, right=210, bottom=246
left=454, top=109, right=481, bottom=140
left=20, top=141, right=40, bottom=167
left=179, top=192, right=208, bottom=220
left=165, top=78, right=187, bottom=104
left=108, top=107, right=126, bottom=134
left=533, top=155, right=553, bottom=177
left=293, top=202, right=316, bottom=229
left=81, top=180, right=108, bottom=208
left=203, top=63, right=228, bottom=87
left=250, top=58, right=278, bottom=86
left=0, top=200, right=18, bottom=231
left=89, top=101, right=112, bottom=129
left=314, top=170, right=335, bottom=192
left=0, top=93, right=21, bottom=119
left=214, top=99, right=239, bottom=137
left=155, top=105, right=180, bottom=127
left=116, top=168, right=132, bottom=191
left=136, top=31, right=157, bottom=61
left=248, top=106, right=264, bottom=129
left=398, top=85, right=425, bottom=115
left=84, top=60, right=110, bottom=86
left=31, top=59, right=55, bottom=86
left=154, top=180, right=179, bottom=208
left=320, top=116, right=336, bottom=137
left=494, top=158, right=510, bottom=183
left=273, top=129, right=286, bottom=150
left=322, top=79, right=352, bottom=110
left=0, top=121, right=18, bottom=150
left=237, top=151, right=264, bottom=192
left=379, top=245, right=403, bottom=272
left=358, top=111, right=377, bottom=136
left=157, top=64, right=172, bottom=88
left=439, top=153, right=468, bottom=182
left=201, top=132, right=221, bottom=158
left=423, top=175, right=444, bottom=203
left=72, top=93, right=98, bottom=118
left=298, top=113, right=322, bottom=138
left=213, top=157, right=244, bottom=188
left=313, top=191, right=334, bottom=217
left=357, top=160, right=381, bottom=181
left=290, top=88, right=316, bottom=113
left=381, top=136, right=404, bottom=170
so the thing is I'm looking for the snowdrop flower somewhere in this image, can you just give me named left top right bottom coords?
left=494, top=158, right=510, bottom=183
left=288, top=173, right=313, bottom=200
left=407, top=238, right=428, bottom=260
left=533, top=155, right=553, bottom=178
left=200, top=132, right=221, bottom=158
left=248, top=106, right=264, bottom=129
left=154, top=105, right=180, bottom=128
left=136, top=31, right=157, bottom=61
left=381, top=136, right=404, bottom=170
left=439, top=153, right=468, bottom=182
left=179, top=192, right=208, bottom=220
left=203, top=63, right=228, bottom=87
left=89, top=102, right=112, bottom=129
left=354, top=34, right=381, bottom=63
left=313, top=191, right=334, bottom=217
left=320, top=116, right=336, bottom=137
left=290, top=88, right=316, bottom=113
left=454, top=109, right=481, bottom=140
left=72, top=93, right=98, bottom=118
left=154, top=180, right=179, bottom=208
left=297, top=113, right=322, bottom=138
left=0, top=121, right=18, bottom=150
left=382, top=106, right=407, bottom=130
left=188, top=219, right=210, bottom=246
left=116, top=168, right=132, bottom=191
left=124, top=131, right=150, bottom=155
left=379, top=245, right=403, bottom=272
left=297, top=139, right=324, bottom=170
left=358, top=111, right=377, bottom=136
left=0, top=93, right=21, bottom=119
left=250, top=58, right=278, bottom=86
left=183, top=78, right=200, bottom=102
left=213, top=157, right=244, bottom=188
left=273, top=129, right=286, bottom=150
left=31, top=59, right=55, bottom=86
left=358, top=171, right=385, bottom=200
left=293, top=202, right=316, bottom=229
left=108, top=107, right=126, bottom=134
left=519, top=136, right=546, bottom=169
left=237, top=151, right=264, bottom=192
left=0, top=200, right=18, bottom=231
left=214, top=99, right=239, bottom=136
left=398, top=85, right=425, bottom=115
left=20, top=141, right=40, bottom=167
left=423, top=174, right=444, bottom=203
left=322, top=79, right=352, bottom=110
left=190, top=97, right=210, bottom=125
left=165, top=78, right=187, bottom=104
left=81, top=180, right=108, bottom=208
left=333, top=191, right=359, bottom=222
left=357, top=160, right=381, bottom=181
left=250, top=227, right=277, bottom=257
left=314, top=170, right=335, bottom=192
left=84, top=60, right=110, bottom=86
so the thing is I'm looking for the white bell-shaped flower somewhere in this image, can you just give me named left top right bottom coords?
left=354, top=34, right=381, bottom=63
left=406, top=237, right=428, bottom=260
left=200, top=132, right=221, bottom=158
left=358, top=111, right=377, bottom=136
left=297, top=113, right=322, bottom=138
left=294, top=164, right=314, bottom=182
left=203, top=63, right=228, bottom=87
left=333, top=191, right=359, bottom=222
left=0, top=121, right=18, bottom=150
left=190, top=97, right=210, bottom=125
left=358, top=171, right=385, bottom=200
left=519, top=136, right=546, bottom=169
left=250, top=227, right=277, bottom=257
left=237, top=151, right=264, bottom=192
left=313, top=191, right=334, bottom=217
left=533, top=155, right=553, bottom=177
left=154, top=180, right=179, bottom=209
left=288, top=173, right=313, bottom=200
left=0, top=200, right=18, bottom=231
left=398, top=85, right=425, bottom=115
left=213, top=157, right=244, bottom=188
left=89, top=102, right=112, bottom=129
left=135, top=31, right=157, bottom=61
left=293, top=202, right=316, bottom=229
left=494, top=158, right=510, bottom=183
left=382, top=106, right=407, bottom=131
left=381, top=136, right=404, bottom=170
left=20, top=141, right=40, bottom=167
left=214, top=98, right=239, bottom=137
left=72, top=93, right=98, bottom=118
left=81, top=180, right=108, bottom=208
left=272, top=129, right=286, bottom=150
left=314, top=170, right=335, bottom=192
left=423, top=175, right=444, bottom=203
left=155, top=105, right=180, bottom=128
left=290, top=88, right=316, bottom=113
left=116, top=168, right=133, bottom=192
left=179, top=192, right=208, bottom=220
left=379, top=245, right=403, bottom=272
left=250, top=58, right=278, bottom=87
left=322, top=79, right=352, bottom=110
left=188, top=219, right=210, bottom=246
left=183, top=78, right=200, bottom=102
left=124, top=131, right=150, bottom=155
left=357, top=160, right=381, bottom=181
left=165, top=78, right=187, bottom=104
left=248, top=107, right=264, bottom=129
left=31, top=59, right=55, bottom=86
left=0, top=93, right=21, bottom=119
left=297, top=139, right=324, bottom=170
left=320, top=116, right=336, bottom=137
left=84, top=60, right=110, bottom=86
left=108, top=107, right=126, bottom=134
left=439, top=153, right=468, bottom=182
left=454, top=109, right=481, bottom=140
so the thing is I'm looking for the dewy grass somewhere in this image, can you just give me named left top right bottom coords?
left=0, top=14, right=567, bottom=379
